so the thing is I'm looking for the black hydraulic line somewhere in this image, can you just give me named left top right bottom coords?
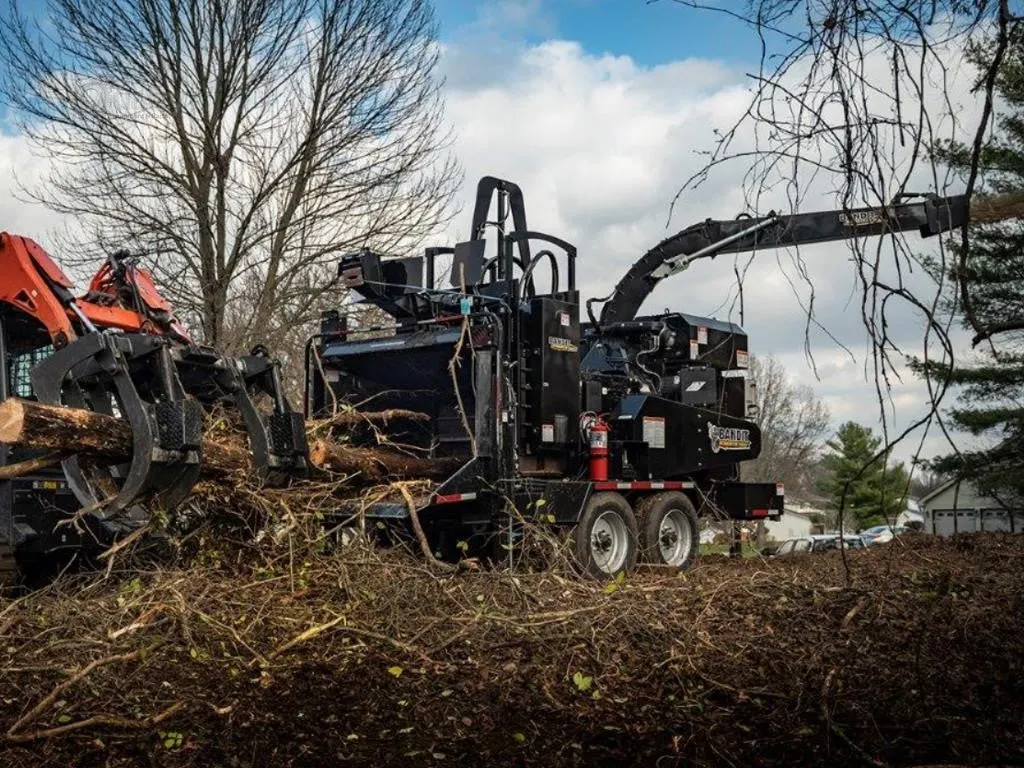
left=597, top=194, right=970, bottom=325
left=520, top=250, right=559, bottom=296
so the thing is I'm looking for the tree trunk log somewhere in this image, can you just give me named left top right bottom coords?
left=0, top=398, right=133, bottom=458
left=0, top=398, right=248, bottom=476
left=0, top=398, right=452, bottom=485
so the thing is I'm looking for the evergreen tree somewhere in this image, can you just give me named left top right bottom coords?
left=919, top=25, right=1024, bottom=504
left=818, top=422, right=909, bottom=530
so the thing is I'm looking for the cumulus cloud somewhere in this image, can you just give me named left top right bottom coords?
left=0, top=133, right=68, bottom=240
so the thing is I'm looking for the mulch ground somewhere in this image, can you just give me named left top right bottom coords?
left=1, top=532, right=1022, bottom=767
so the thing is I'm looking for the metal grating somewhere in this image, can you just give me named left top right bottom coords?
left=8, top=345, right=54, bottom=400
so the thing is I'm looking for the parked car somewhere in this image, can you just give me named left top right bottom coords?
left=771, top=534, right=867, bottom=557
left=860, top=524, right=909, bottom=546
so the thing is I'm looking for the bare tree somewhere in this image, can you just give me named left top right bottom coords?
left=663, top=1, right=1022, bottom=546
left=908, top=468, right=951, bottom=500
left=0, top=0, right=460, bottom=356
left=743, top=355, right=830, bottom=498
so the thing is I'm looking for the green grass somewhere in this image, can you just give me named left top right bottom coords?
left=699, top=542, right=763, bottom=558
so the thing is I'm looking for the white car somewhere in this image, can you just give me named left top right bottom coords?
left=861, top=525, right=908, bottom=545
left=772, top=534, right=867, bottom=556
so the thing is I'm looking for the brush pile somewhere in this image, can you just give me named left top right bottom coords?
left=1, top=525, right=1022, bottom=767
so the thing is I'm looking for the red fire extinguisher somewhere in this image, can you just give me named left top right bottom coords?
left=587, top=416, right=610, bottom=481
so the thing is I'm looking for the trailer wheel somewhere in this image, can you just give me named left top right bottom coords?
left=638, top=492, right=699, bottom=569
left=572, top=492, right=638, bottom=579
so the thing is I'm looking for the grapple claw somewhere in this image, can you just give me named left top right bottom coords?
left=30, top=333, right=204, bottom=516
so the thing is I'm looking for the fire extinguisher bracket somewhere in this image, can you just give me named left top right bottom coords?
left=587, top=417, right=610, bottom=482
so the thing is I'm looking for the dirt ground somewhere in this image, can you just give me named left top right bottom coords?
left=1, top=531, right=1022, bottom=767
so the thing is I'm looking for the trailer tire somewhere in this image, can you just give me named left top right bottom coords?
left=637, top=492, right=699, bottom=569
left=572, top=492, right=638, bottom=579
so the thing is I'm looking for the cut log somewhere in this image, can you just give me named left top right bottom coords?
left=309, top=439, right=463, bottom=482
left=0, top=398, right=248, bottom=476
left=0, top=398, right=456, bottom=486
left=0, top=398, right=134, bottom=459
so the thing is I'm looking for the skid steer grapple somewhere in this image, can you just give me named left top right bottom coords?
left=0, top=233, right=309, bottom=584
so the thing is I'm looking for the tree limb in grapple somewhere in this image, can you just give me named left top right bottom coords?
left=0, top=398, right=454, bottom=486
left=0, top=398, right=250, bottom=476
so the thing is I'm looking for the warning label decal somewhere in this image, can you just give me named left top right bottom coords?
left=642, top=416, right=666, bottom=449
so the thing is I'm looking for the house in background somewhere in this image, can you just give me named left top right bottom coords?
left=897, top=498, right=925, bottom=530
left=920, top=479, right=1021, bottom=536
left=763, top=502, right=821, bottom=541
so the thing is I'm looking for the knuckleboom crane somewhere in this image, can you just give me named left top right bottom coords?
left=309, top=177, right=968, bottom=578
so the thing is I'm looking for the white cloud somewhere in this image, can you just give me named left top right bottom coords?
left=0, top=133, right=68, bottom=241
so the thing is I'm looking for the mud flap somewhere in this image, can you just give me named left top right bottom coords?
left=711, top=481, right=784, bottom=521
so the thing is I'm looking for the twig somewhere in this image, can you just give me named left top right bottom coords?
left=7, top=649, right=146, bottom=737
left=5, top=701, right=185, bottom=743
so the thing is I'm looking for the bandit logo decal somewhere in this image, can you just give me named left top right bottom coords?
left=548, top=335, right=578, bottom=353
left=708, top=422, right=752, bottom=453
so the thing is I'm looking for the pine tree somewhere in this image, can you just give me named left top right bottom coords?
left=918, top=26, right=1024, bottom=505
left=818, top=422, right=909, bottom=530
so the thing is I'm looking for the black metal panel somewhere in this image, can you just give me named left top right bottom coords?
left=713, top=481, right=784, bottom=520
left=473, top=350, right=496, bottom=458
left=521, top=294, right=581, bottom=452
left=433, top=457, right=495, bottom=495
left=634, top=312, right=748, bottom=373
left=609, top=394, right=761, bottom=479
left=450, top=240, right=485, bottom=287
left=504, top=478, right=592, bottom=524
left=661, top=366, right=717, bottom=407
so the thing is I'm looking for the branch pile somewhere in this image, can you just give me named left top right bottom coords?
left=1, top=533, right=1022, bottom=767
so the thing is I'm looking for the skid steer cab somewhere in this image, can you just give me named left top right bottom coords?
left=305, top=176, right=784, bottom=579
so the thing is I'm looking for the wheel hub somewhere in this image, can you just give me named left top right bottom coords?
left=590, top=510, right=629, bottom=574
left=658, top=509, right=692, bottom=566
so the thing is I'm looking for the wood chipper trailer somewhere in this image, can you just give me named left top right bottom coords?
left=304, top=176, right=968, bottom=578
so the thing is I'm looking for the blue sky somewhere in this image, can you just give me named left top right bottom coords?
left=434, top=0, right=764, bottom=67
left=0, top=0, right=761, bottom=131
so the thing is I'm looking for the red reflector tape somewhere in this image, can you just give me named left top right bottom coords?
left=432, top=493, right=477, bottom=505
left=592, top=480, right=695, bottom=491
left=751, top=508, right=770, bottom=518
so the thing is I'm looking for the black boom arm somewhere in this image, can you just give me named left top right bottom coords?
left=596, top=193, right=969, bottom=325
